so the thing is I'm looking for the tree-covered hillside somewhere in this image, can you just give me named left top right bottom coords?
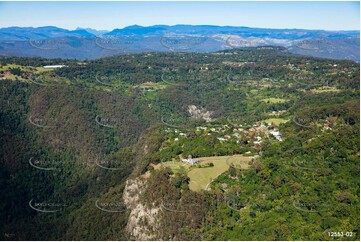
left=0, top=47, right=359, bottom=240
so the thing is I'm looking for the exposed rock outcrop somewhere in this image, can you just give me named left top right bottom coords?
left=188, top=105, right=213, bottom=122
left=123, top=177, right=161, bottom=240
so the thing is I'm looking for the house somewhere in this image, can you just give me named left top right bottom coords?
left=182, top=155, right=199, bottom=165
left=270, top=130, right=282, bottom=141
left=43, top=65, right=66, bottom=69
left=254, top=136, right=262, bottom=144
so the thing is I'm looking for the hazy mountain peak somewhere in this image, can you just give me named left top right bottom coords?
left=76, top=27, right=109, bottom=35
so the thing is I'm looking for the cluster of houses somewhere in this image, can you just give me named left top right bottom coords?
left=165, top=121, right=284, bottom=153
left=165, top=120, right=283, bottom=165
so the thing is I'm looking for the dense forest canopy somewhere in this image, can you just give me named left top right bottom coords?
left=0, top=47, right=359, bottom=240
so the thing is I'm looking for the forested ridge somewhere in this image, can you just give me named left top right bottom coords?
left=0, top=47, right=359, bottom=240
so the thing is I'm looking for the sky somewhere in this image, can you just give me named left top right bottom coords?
left=0, top=1, right=359, bottom=31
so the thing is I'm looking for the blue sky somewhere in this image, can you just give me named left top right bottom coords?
left=0, top=1, right=359, bottom=31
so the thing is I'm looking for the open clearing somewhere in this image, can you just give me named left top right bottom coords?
left=263, top=118, right=289, bottom=125
left=0, top=64, right=54, bottom=81
left=156, top=154, right=256, bottom=192
left=0, top=64, right=52, bottom=74
left=311, top=88, right=340, bottom=93
left=157, top=161, right=192, bottom=172
left=261, top=98, right=288, bottom=103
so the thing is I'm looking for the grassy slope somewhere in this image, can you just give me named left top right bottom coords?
left=157, top=155, right=255, bottom=192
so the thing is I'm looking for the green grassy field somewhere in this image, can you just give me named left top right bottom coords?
left=226, top=155, right=253, bottom=169
left=0, top=64, right=51, bottom=73
left=0, top=64, right=53, bottom=81
left=158, top=161, right=192, bottom=172
left=188, top=155, right=254, bottom=191
left=157, top=155, right=255, bottom=192
left=0, top=64, right=23, bottom=71
left=263, top=118, right=289, bottom=125
left=35, top=67, right=53, bottom=73
left=311, top=88, right=340, bottom=93
left=261, top=97, right=288, bottom=103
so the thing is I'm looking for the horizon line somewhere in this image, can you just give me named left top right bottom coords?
left=1, top=24, right=360, bottom=32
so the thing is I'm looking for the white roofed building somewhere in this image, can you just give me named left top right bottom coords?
left=182, top=155, right=199, bottom=165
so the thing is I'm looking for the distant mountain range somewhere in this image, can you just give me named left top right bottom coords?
left=75, top=27, right=109, bottom=36
left=0, top=25, right=359, bottom=61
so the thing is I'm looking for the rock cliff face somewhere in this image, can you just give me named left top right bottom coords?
left=123, top=177, right=161, bottom=240
left=188, top=105, right=213, bottom=122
